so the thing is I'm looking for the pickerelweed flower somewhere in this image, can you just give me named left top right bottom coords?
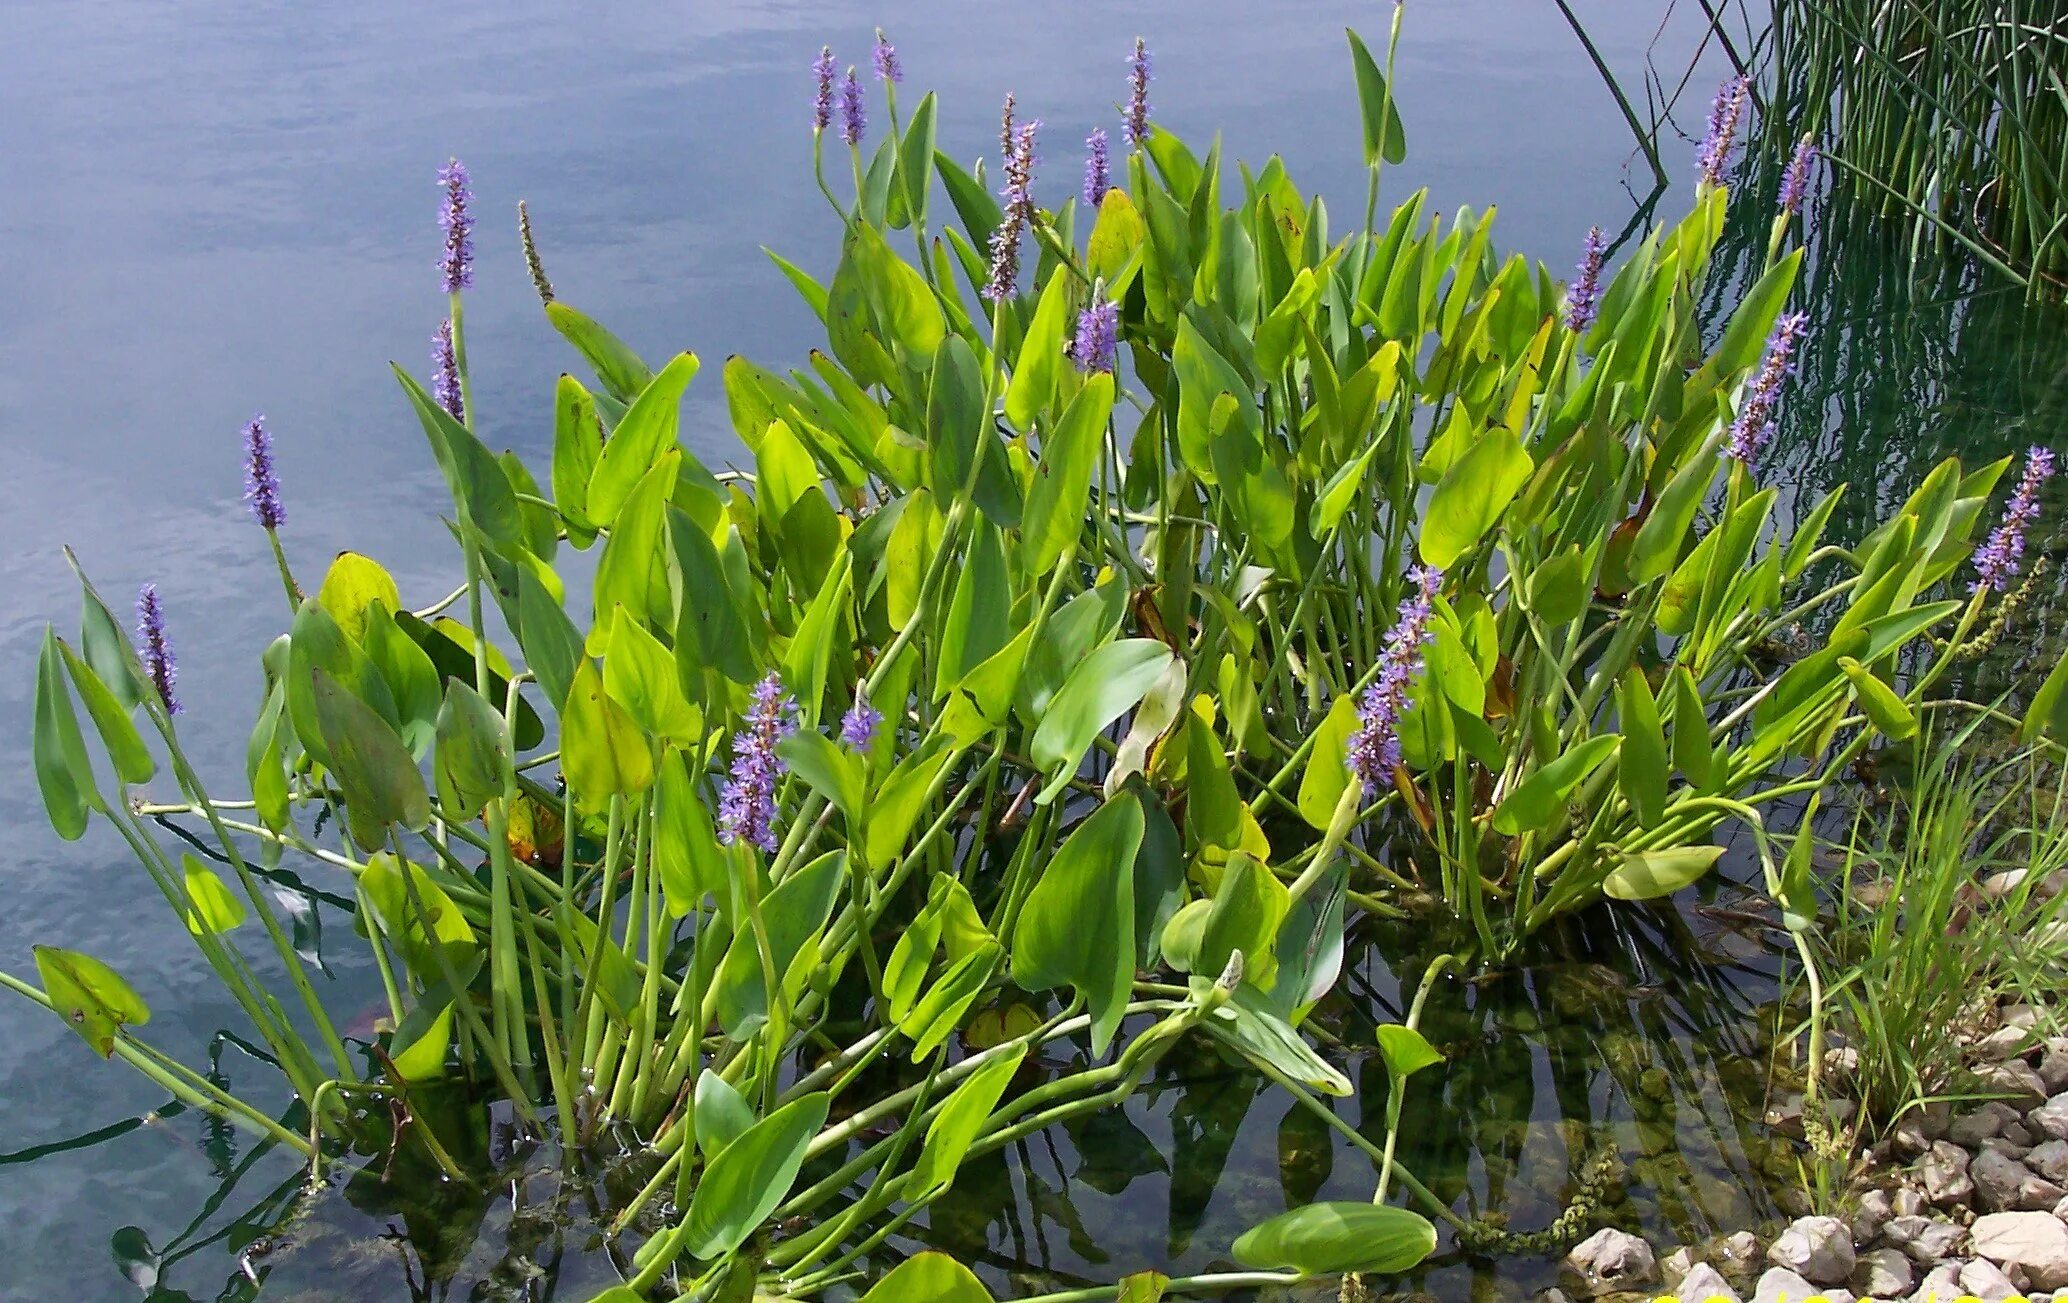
left=839, top=696, right=883, bottom=750
left=1083, top=127, right=1111, bottom=208
left=718, top=672, right=798, bottom=852
left=438, top=158, right=474, bottom=293
left=1069, top=297, right=1120, bottom=373
left=1565, top=226, right=1607, bottom=334
left=812, top=46, right=836, bottom=133
left=432, top=319, right=464, bottom=424
left=518, top=199, right=555, bottom=305
left=136, top=584, right=180, bottom=715
left=872, top=29, right=901, bottom=84
left=1779, top=134, right=1817, bottom=217
left=839, top=67, right=866, bottom=147
left=241, top=414, right=284, bottom=530
left=1695, top=76, right=1750, bottom=189
left=984, top=109, right=1040, bottom=301
left=1724, top=311, right=1809, bottom=465
left=1973, top=446, right=2058, bottom=593
left=1346, top=566, right=1443, bottom=794
left=1125, top=38, right=1151, bottom=149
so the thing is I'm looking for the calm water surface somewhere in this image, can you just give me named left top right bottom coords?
left=4, top=1, right=2064, bottom=1299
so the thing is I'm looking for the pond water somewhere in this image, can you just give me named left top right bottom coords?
left=3, top=1, right=2064, bottom=1300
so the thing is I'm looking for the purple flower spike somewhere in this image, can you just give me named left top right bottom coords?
left=432, top=319, right=464, bottom=424
left=1069, top=297, right=1120, bottom=374
left=984, top=109, right=1040, bottom=301
left=1973, top=446, right=2057, bottom=593
left=872, top=29, right=901, bottom=84
left=1779, top=134, right=1817, bottom=217
left=718, top=672, right=798, bottom=852
left=1125, top=38, right=1152, bottom=149
left=1346, top=566, right=1442, bottom=794
left=242, top=414, right=284, bottom=530
left=839, top=696, right=883, bottom=750
left=812, top=46, right=836, bottom=133
left=1565, top=226, right=1607, bottom=334
left=136, top=584, right=180, bottom=716
left=1725, top=311, right=1809, bottom=465
left=1083, top=127, right=1111, bottom=208
left=437, top=158, right=474, bottom=294
left=1695, top=76, right=1750, bottom=189
left=839, top=67, right=866, bottom=147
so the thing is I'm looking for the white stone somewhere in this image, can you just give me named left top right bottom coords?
left=2038, top=1048, right=2068, bottom=1095
left=1972, top=1211, right=2068, bottom=1290
left=1752, top=1267, right=1821, bottom=1303
left=1662, top=1246, right=1697, bottom=1286
left=1981, top=1061, right=2049, bottom=1109
left=1961, top=1257, right=2025, bottom=1301
left=1919, top=1142, right=1975, bottom=1207
left=1855, top=1188, right=1896, bottom=1244
left=1770, top=1216, right=1858, bottom=1287
left=1567, top=1226, right=1658, bottom=1292
left=1907, top=1261, right=1962, bottom=1303
left=1850, top=1246, right=1915, bottom=1298
left=2033, top=1092, right=2068, bottom=1141
left=1677, top=1262, right=1743, bottom=1303
left=1974, top=1147, right=2068, bottom=1212
left=1885, top=1215, right=1967, bottom=1264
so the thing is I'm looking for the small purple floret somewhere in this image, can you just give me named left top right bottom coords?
left=1724, top=311, right=1809, bottom=465
left=718, top=672, right=798, bottom=852
left=839, top=696, right=883, bottom=750
left=1973, top=446, right=2057, bottom=593
left=136, top=584, right=180, bottom=716
left=1695, top=76, right=1750, bottom=189
left=1069, top=298, right=1120, bottom=374
left=872, top=30, right=901, bottom=84
left=1779, top=134, right=1817, bottom=217
left=1083, top=127, right=1111, bottom=208
left=839, top=68, right=866, bottom=147
left=432, top=319, right=464, bottom=424
left=438, top=158, right=474, bottom=294
left=242, top=414, right=284, bottom=530
left=1346, top=566, right=1442, bottom=794
left=1565, top=226, right=1607, bottom=334
left=1125, top=39, right=1152, bottom=149
left=984, top=109, right=1040, bottom=300
left=812, top=46, right=836, bottom=133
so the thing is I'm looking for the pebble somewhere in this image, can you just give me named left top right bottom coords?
left=1677, top=1262, right=1741, bottom=1303
left=1768, top=1216, right=1855, bottom=1287
left=1849, top=1246, right=1914, bottom=1299
left=1566, top=1227, right=1657, bottom=1293
left=1919, top=1141, right=1975, bottom=1207
left=2033, top=1092, right=2068, bottom=1142
left=1971, top=1211, right=2068, bottom=1290
left=1960, top=1257, right=2025, bottom=1302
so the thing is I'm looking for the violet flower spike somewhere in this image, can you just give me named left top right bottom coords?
left=1125, top=38, right=1152, bottom=149
left=1565, top=226, right=1607, bottom=334
left=437, top=158, right=474, bottom=294
left=839, top=697, right=883, bottom=750
left=984, top=111, right=1040, bottom=301
left=432, top=319, right=465, bottom=424
left=1695, top=76, right=1750, bottom=189
left=242, top=413, right=284, bottom=530
left=839, top=67, right=866, bottom=147
left=1724, top=311, right=1809, bottom=465
left=871, top=30, right=901, bottom=84
left=718, top=672, right=798, bottom=853
left=1345, top=566, right=1443, bottom=794
left=1083, top=127, right=1111, bottom=208
left=136, top=584, right=180, bottom=716
left=1069, top=297, right=1120, bottom=374
left=1973, top=446, right=2057, bottom=594
left=812, top=46, right=836, bottom=133
left=1779, top=134, right=1817, bottom=217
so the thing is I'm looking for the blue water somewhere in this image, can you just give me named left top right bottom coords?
left=4, top=1, right=2064, bottom=1298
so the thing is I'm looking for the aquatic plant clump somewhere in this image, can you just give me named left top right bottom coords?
left=14, top=23, right=2064, bottom=1303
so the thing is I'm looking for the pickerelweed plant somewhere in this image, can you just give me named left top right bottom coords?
left=12, top=22, right=2066, bottom=1303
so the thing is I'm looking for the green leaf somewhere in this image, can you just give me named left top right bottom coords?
left=316, top=551, right=402, bottom=644
left=361, top=603, right=442, bottom=756
left=1528, top=546, right=1590, bottom=626
left=1115, top=1272, right=1170, bottom=1303
left=897, top=92, right=939, bottom=230
left=434, top=680, right=513, bottom=821
left=715, top=851, right=845, bottom=1038
left=670, top=508, right=758, bottom=685
left=1629, top=440, right=1720, bottom=585
left=1011, top=792, right=1144, bottom=1055
left=1344, top=29, right=1408, bottom=166
left=1028, top=640, right=1176, bottom=804
left=855, top=1253, right=995, bottom=1303
left=560, top=658, right=654, bottom=814
left=693, top=1070, right=756, bottom=1158
left=1668, top=666, right=1714, bottom=787
left=1232, top=1202, right=1437, bottom=1275
left=34, top=627, right=99, bottom=838
left=1004, top=271, right=1071, bottom=429
left=1194, top=853, right=1289, bottom=991
left=393, top=367, right=523, bottom=553
left=57, top=639, right=152, bottom=786
left=1418, top=427, right=1533, bottom=569
left=679, top=1090, right=830, bottom=1260
left=909, top=1044, right=1028, bottom=1200
left=1309, top=437, right=1382, bottom=539
left=1297, top=695, right=1361, bottom=831
left=1603, top=845, right=1726, bottom=901
left=395, top=612, right=546, bottom=751
left=654, top=751, right=726, bottom=917
left=1839, top=656, right=1917, bottom=739
left=1492, top=734, right=1620, bottom=836
left=551, top=373, right=605, bottom=542
left=1021, top=374, right=1115, bottom=574
left=587, top=351, right=702, bottom=526
left=2025, top=651, right=2068, bottom=744
left=1615, top=669, right=1667, bottom=825
left=34, top=946, right=150, bottom=1058
left=311, top=667, right=430, bottom=852
left=603, top=609, right=700, bottom=744
left=936, top=521, right=1011, bottom=698
left=362, top=852, right=476, bottom=973
left=179, top=854, right=247, bottom=935
left=1375, top=1023, right=1443, bottom=1079
left=544, top=301, right=654, bottom=403
left=777, top=729, right=865, bottom=827
left=1205, top=987, right=1353, bottom=1095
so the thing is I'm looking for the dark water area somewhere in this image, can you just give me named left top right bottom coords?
left=3, top=1, right=2065, bottom=1299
